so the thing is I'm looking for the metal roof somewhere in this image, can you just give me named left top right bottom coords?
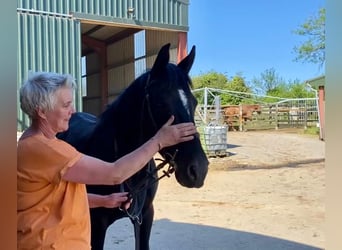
left=17, top=0, right=189, bottom=56
left=305, top=75, right=325, bottom=88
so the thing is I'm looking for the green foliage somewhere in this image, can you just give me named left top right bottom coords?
left=304, top=126, right=320, bottom=136
left=259, top=82, right=315, bottom=103
left=287, top=81, right=316, bottom=98
left=251, top=68, right=285, bottom=95
left=192, top=70, right=228, bottom=89
left=266, top=83, right=289, bottom=97
left=250, top=68, right=316, bottom=103
left=222, top=75, right=252, bottom=105
left=192, top=71, right=229, bottom=105
left=292, top=8, right=325, bottom=67
left=192, top=71, right=253, bottom=105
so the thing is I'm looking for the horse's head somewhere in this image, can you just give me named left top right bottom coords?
left=143, top=43, right=208, bottom=188
left=251, top=104, right=262, bottom=114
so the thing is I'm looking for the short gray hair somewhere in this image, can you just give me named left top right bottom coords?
left=20, top=72, right=76, bottom=119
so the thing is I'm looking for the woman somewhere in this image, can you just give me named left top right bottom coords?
left=17, top=72, right=197, bottom=249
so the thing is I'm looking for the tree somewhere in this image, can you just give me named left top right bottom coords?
left=292, top=7, right=325, bottom=67
left=251, top=69, right=315, bottom=102
left=222, top=75, right=252, bottom=105
left=266, top=82, right=314, bottom=99
left=192, top=71, right=229, bottom=105
left=251, top=68, right=285, bottom=95
left=192, top=70, right=228, bottom=89
left=287, top=81, right=316, bottom=98
left=192, top=71, right=252, bottom=105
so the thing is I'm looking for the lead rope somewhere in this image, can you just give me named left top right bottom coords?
left=119, top=150, right=178, bottom=224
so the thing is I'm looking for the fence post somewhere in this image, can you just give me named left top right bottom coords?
left=204, top=87, right=208, bottom=124
left=239, top=104, right=243, bottom=131
left=304, top=100, right=308, bottom=129
left=275, top=103, right=279, bottom=130
left=214, top=95, right=221, bottom=125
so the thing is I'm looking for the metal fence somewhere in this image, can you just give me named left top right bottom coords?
left=193, top=88, right=319, bottom=131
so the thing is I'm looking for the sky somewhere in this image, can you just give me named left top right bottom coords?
left=187, top=0, right=325, bottom=83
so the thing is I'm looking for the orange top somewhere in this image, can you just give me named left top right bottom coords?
left=17, top=133, right=90, bottom=250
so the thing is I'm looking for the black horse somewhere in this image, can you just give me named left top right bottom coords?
left=57, top=43, right=209, bottom=250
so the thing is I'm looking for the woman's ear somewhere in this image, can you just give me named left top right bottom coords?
left=36, top=108, right=47, bottom=120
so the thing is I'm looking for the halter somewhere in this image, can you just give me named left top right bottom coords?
left=119, top=72, right=179, bottom=224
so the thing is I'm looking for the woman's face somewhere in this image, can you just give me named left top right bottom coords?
left=44, top=87, right=75, bottom=133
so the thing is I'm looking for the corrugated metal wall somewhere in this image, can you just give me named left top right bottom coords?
left=17, top=0, right=189, bottom=30
left=17, top=11, right=82, bottom=131
left=130, top=0, right=188, bottom=27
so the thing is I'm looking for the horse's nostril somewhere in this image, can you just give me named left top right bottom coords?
left=188, top=165, right=197, bottom=181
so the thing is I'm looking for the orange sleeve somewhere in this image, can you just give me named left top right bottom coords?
left=17, top=135, right=82, bottom=185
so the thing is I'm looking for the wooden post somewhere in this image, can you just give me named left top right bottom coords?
left=239, top=104, right=243, bottom=131
left=82, top=35, right=108, bottom=112
left=177, top=32, right=188, bottom=63
left=304, top=101, right=308, bottom=130
left=275, top=104, right=279, bottom=130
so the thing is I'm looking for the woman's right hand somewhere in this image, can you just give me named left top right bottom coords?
left=153, top=115, right=197, bottom=149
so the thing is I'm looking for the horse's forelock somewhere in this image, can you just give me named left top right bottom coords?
left=166, top=64, right=193, bottom=90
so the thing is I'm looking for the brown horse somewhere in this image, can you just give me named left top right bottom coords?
left=222, top=104, right=262, bottom=130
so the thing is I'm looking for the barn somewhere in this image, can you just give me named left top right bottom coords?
left=17, top=0, right=191, bottom=131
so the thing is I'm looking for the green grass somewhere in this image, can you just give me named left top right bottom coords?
left=304, top=126, right=320, bottom=135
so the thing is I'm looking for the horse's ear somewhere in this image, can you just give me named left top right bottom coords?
left=177, top=45, right=196, bottom=74
left=150, top=43, right=170, bottom=76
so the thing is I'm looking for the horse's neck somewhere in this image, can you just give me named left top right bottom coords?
left=98, top=82, right=154, bottom=156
